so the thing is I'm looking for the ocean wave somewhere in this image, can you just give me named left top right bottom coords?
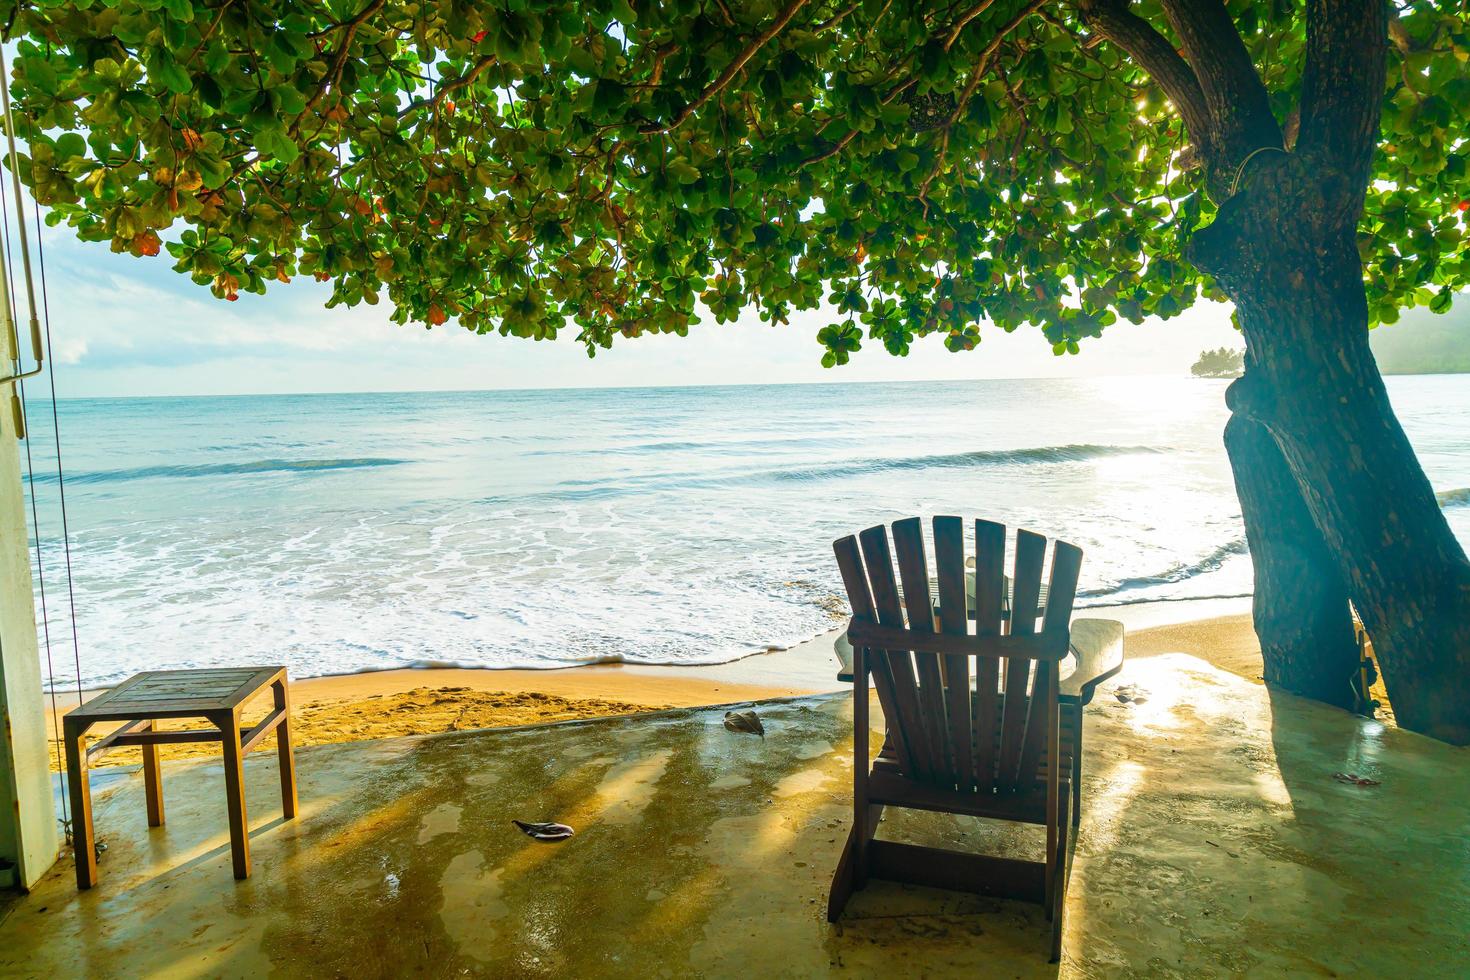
left=528, top=436, right=839, bottom=457
left=766, top=444, right=1162, bottom=483
left=34, top=457, right=409, bottom=485
left=1438, top=487, right=1470, bottom=509
left=543, top=443, right=1163, bottom=500
left=1084, top=536, right=1250, bottom=597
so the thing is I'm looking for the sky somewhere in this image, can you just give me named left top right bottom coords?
left=16, top=212, right=1244, bottom=399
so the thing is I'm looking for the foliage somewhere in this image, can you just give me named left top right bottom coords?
left=1189, top=346, right=1243, bottom=378
left=2, top=0, right=1467, bottom=363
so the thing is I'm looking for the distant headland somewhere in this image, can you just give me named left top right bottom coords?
left=1193, top=302, right=1469, bottom=378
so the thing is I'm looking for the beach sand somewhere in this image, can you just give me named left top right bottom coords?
left=42, top=629, right=848, bottom=770
left=46, top=599, right=1340, bottom=771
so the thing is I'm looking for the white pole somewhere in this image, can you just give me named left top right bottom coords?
left=0, top=41, right=60, bottom=889
left=0, top=305, right=60, bottom=888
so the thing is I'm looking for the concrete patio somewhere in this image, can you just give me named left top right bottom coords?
left=1, top=652, right=1466, bottom=978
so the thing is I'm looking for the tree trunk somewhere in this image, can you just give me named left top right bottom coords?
left=1196, top=158, right=1470, bottom=745
left=1223, top=409, right=1359, bottom=708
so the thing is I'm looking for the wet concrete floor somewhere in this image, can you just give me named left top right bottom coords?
left=1, top=653, right=1466, bottom=977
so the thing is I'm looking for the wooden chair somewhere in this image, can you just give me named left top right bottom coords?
left=828, top=516, right=1098, bottom=961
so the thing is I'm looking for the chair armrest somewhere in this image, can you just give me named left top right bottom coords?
left=836, top=618, right=1123, bottom=694
left=1059, top=619, right=1125, bottom=706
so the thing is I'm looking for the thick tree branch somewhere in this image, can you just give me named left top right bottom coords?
left=1075, top=1, right=1212, bottom=158
left=639, top=0, right=810, bottom=135
left=800, top=128, right=857, bottom=167
left=399, top=54, right=499, bottom=118
left=815, top=0, right=863, bottom=33
left=940, top=0, right=1001, bottom=51
left=1157, top=0, right=1282, bottom=165
left=302, top=0, right=386, bottom=115
left=1298, top=0, right=1388, bottom=204
left=944, top=0, right=1047, bottom=126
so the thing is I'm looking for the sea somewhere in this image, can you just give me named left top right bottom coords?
left=18, top=375, right=1470, bottom=690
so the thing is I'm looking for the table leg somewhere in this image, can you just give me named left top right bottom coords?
left=63, top=717, right=97, bottom=890
left=141, top=719, right=165, bottom=827
left=273, top=677, right=297, bottom=820
left=217, top=710, right=251, bottom=880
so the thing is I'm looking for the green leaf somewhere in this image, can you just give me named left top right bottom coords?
left=254, top=126, right=300, bottom=164
left=151, top=53, right=192, bottom=94
left=667, top=158, right=701, bottom=185
left=272, top=85, right=307, bottom=117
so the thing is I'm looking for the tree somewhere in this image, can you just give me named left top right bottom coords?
left=5, top=0, right=1469, bottom=739
left=1190, top=347, right=1244, bottom=378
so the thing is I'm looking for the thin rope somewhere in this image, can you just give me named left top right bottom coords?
left=17, top=380, right=68, bottom=834
left=32, top=197, right=82, bottom=707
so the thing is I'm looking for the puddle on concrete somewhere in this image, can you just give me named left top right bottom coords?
left=709, top=774, right=751, bottom=790
left=417, top=802, right=462, bottom=843
left=594, top=749, right=672, bottom=825
left=793, top=739, right=835, bottom=760
left=439, top=850, right=507, bottom=956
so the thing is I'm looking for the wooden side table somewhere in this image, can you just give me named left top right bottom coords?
left=62, top=666, right=297, bottom=889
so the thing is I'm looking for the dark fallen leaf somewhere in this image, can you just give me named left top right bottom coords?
left=724, top=709, right=765, bottom=738
left=512, top=819, right=575, bottom=842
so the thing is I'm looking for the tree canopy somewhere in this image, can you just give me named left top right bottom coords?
left=4, top=0, right=1467, bottom=364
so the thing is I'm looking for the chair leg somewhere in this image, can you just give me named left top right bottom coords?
left=1050, top=792, right=1072, bottom=963
left=1072, top=712, right=1083, bottom=829
left=827, top=824, right=862, bottom=923
left=217, top=710, right=251, bottom=880
left=273, top=678, right=298, bottom=820
left=827, top=803, right=884, bottom=923
left=1050, top=887, right=1065, bottom=963
left=142, top=720, right=165, bottom=828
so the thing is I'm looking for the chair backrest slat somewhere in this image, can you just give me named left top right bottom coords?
left=1015, top=540, right=1083, bottom=790
left=999, top=529, right=1046, bottom=787
left=971, top=520, right=1006, bottom=792
left=1041, top=541, right=1083, bottom=638
left=836, top=517, right=1083, bottom=800
left=833, top=534, right=913, bottom=775
left=857, top=525, right=932, bottom=779
left=891, top=518, right=950, bottom=781
left=932, top=516, right=973, bottom=791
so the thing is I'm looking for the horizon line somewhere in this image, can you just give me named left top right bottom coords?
left=44, top=369, right=1215, bottom=402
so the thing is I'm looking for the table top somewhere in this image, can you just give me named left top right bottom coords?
left=65, top=666, right=286, bottom=723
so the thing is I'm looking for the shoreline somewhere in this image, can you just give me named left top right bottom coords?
left=45, top=596, right=1260, bottom=770
left=43, top=592, right=1255, bottom=696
